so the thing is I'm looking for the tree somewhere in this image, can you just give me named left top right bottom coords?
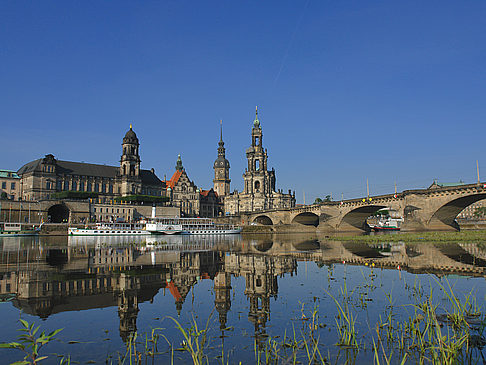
left=313, top=197, right=322, bottom=204
left=473, top=207, right=486, bottom=218
left=324, top=195, right=332, bottom=202
left=0, top=192, right=7, bottom=200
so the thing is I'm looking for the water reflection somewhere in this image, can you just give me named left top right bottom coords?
left=1, top=233, right=486, bottom=347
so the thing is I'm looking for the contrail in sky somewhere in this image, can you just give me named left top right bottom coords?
left=273, top=0, right=311, bottom=87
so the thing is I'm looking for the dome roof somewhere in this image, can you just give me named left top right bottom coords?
left=213, top=156, right=230, bottom=169
left=123, top=125, right=139, bottom=144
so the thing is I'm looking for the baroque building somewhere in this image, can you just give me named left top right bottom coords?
left=17, top=126, right=163, bottom=201
left=224, top=108, right=295, bottom=214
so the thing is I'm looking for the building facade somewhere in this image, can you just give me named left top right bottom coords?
left=0, top=170, right=21, bottom=200
left=17, top=126, right=163, bottom=201
left=166, top=155, right=223, bottom=217
left=165, top=155, right=200, bottom=217
left=224, top=108, right=295, bottom=214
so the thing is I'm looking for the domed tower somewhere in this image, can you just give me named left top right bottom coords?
left=119, top=125, right=142, bottom=196
left=213, top=121, right=231, bottom=197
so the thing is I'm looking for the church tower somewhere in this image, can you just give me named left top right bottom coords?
left=243, top=107, right=276, bottom=196
left=213, top=121, right=231, bottom=197
left=120, top=125, right=142, bottom=196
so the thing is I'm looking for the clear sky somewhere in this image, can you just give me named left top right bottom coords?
left=1, top=1, right=485, bottom=203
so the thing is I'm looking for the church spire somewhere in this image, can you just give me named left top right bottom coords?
left=253, top=106, right=260, bottom=128
left=220, top=120, right=223, bottom=142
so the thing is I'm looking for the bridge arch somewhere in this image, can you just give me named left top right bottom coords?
left=339, top=205, right=387, bottom=231
left=253, top=215, right=274, bottom=225
left=429, top=193, right=486, bottom=229
left=47, top=203, right=70, bottom=223
left=291, top=212, right=320, bottom=227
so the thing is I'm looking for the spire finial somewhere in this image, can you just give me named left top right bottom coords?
left=220, top=119, right=223, bottom=142
left=253, top=106, right=260, bottom=128
left=130, top=123, right=132, bottom=129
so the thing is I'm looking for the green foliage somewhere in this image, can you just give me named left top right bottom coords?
left=473, top=206, right=486, bottom=218
left=51, top=191, right=98, bottom=200
left=1, top=191, right=8, bottom=199
left=0, top=315, right=63, bottom=364
left=114, top=195, right=169, bottom=204
left=314, top=195, right=331, bottom=204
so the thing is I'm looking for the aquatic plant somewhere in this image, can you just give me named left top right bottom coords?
left=0, top=315, right=63, bottom=365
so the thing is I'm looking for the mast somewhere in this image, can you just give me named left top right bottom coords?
left=477, top=160, right=480, bottom=184
left=366, top=178, right=369, bottom=198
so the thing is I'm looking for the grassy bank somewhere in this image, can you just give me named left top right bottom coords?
left=330, top=230, right=486, bottom=243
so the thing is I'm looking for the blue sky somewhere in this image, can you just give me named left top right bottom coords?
left=1, top=1, right=485, bottom=203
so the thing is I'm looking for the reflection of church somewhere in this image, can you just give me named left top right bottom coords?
left=0, top=242, right=298, bottom=343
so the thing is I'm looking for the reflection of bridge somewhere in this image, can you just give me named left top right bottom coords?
left=242, top=183, right=486, bottom=232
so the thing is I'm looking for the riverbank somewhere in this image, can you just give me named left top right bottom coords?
left=331, top=229, right=486, bottom=243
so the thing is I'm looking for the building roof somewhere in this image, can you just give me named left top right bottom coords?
left=0, top=170, right=20, bottom=179
left=56, top=160, right=118, bottom=178
left=17, top=159, right=43, bottom=175
left=200, top=189, right=218, bottom=198
left=165, top=170, right=183, bottom=189
left=18, top=156, right=163, bottom=184
left=140, top=169, right=163, bottom=186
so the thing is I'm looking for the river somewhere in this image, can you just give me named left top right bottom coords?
left=0, top=233, right=485, bottom=364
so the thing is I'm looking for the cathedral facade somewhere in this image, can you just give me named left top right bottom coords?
left=223, top=109, right=295, bottom=215
left=17, top=126, right=163, bottom=201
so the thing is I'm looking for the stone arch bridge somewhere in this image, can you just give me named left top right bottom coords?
left=240, top=183, right=486, bottom=233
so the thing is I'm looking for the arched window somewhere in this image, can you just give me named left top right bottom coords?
left=255, top=160, right=260, bottom=171
left=255, top=181, right=260, bottom=192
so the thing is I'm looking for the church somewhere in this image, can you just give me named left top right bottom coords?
left=221, top=108, right=295, bottom=215
left=17, top=126, right=164, bottom=201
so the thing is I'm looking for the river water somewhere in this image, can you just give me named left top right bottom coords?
left=0, top=233, right=485, bottom=364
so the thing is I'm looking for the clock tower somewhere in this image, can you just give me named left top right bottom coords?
left=213, top=121, right=231, bottom=197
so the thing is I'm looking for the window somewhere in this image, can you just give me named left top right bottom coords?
left=87, top=183, right=92, bottom=192
left=109, top=185, right=113, bottom=193
left=94, top=183, right=99, bottom=192
left=63, top=181, right=69, bottom=191
left=46, top=181, right=51, bottom=190
left=102, top=184, right=106, bottom=193
left=10, top=182, right=15, bottom=190
left=72, top=181, right=77, bottom=191
left=1, top=182, right=6, bottom=189
left=80, top=182, right=85, bottom=191
left=57, top=180, right=62, bottom=190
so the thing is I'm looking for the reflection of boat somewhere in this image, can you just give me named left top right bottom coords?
left=369, top=217, right=403, bottom=231
left=67, top=232, right=242, bottom=248
left=0, top=223, right=40, bottom=237
left=68, top=222, right=150, bottom=236
left=146, top=218, right=241, bottom=235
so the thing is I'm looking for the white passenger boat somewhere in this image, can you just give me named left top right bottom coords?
left=145, top=218, right=183, bottom=235
left=68, top=222, right=150, bottom=236
left=145, top=217, right=241, bottom=235
left=181, top=218, right=241, bottom=235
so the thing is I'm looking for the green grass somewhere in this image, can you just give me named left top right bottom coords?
left=330, top=230, right=486, bottom=243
